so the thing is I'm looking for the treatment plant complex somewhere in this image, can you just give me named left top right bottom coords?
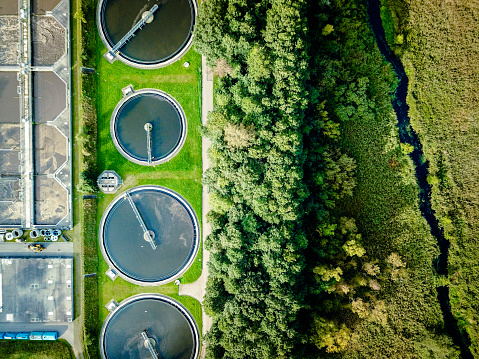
left=0, top=0, right=202, bottom=356
left=0, top=0, right=74, bottom=349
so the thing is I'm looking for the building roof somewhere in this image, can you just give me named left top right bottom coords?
left=97, top=170, right=123, bottom=194
left=0, top=257, right=73, bottom=323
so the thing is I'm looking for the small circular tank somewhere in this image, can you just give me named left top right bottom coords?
left=100, top=294, right=200, bottom=359
left=111, top=88, right=187, bottom=166
left=12, top=229, right=23, bottom=238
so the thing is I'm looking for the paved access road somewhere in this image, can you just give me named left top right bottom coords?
left=0, top=242, right=73, bottom=257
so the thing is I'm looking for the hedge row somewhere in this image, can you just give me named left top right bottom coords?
left=77, top=1, right=100, bottom=357
left=81, top=198, right=99, bottom=358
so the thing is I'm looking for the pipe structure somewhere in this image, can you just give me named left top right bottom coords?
left=124, top=192, right=157, bottom=250
left=145, top=123, right=153, bottom=164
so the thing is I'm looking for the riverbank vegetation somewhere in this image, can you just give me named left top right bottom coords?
left=196, top=0, right=458, bottom=357
left=380, top=0, right=479, bottom=355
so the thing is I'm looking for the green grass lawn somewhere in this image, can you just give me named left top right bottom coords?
left=96, top=50, right=202, bottom=177
left=97, top=271, right=203, bottom=332
left=94, top=42, right=203, bottom=334
left=0, top=340, right=74, bottom=359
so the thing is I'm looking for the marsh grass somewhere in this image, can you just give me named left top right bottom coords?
left=381, top=0, right=479, bottom=354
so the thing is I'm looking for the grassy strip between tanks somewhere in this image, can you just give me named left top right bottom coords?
left=71, top=0, right=204, bottom=355
left=82, top=199, right=100, bottom=357
left=94, top=38, right=204, bottom=336
left=70, top=0, right=102, bottom=357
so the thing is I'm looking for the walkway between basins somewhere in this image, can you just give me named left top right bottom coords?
left=178, top=55, right=213, bottom=358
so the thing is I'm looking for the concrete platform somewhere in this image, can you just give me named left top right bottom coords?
left=0, top=242, right=73, bottom=257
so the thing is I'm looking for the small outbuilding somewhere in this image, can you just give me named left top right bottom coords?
left=97, top=170, right=122, bottom=194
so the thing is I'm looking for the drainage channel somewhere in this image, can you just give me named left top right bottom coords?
left=367, top=0, right=472, bottom=357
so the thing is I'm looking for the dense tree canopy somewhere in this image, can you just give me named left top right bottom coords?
left=198, top=1, right=312, bottom=357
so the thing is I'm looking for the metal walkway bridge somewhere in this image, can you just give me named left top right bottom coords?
left=145, top=123, right=153, bottom=164
left=104, top=4, right=159, bottom=63
left=141, top=330, right=161, bottom=359
left=125, top=192, right=157, bottom=250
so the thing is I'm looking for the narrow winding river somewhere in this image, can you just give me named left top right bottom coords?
left=367, top=0, right=472, bottom=357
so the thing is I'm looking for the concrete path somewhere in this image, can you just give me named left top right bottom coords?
left=0, top=242, right=73, bottom=257
left=179, top=55, right=214, bottom=357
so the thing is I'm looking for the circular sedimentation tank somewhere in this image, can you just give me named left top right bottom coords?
left=97, top=0, right=197, bottom=68
left=99, top=185, right=199, bottom=285
left=100, top=294, right=200, bottom=359
left=111, top=88, right=187, bottom=166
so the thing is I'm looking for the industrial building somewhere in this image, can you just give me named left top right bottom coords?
left=0, top=257, right=73, bottom=323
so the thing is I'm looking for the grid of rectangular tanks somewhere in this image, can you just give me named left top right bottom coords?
left=0, top=0, right=72, bottom=229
